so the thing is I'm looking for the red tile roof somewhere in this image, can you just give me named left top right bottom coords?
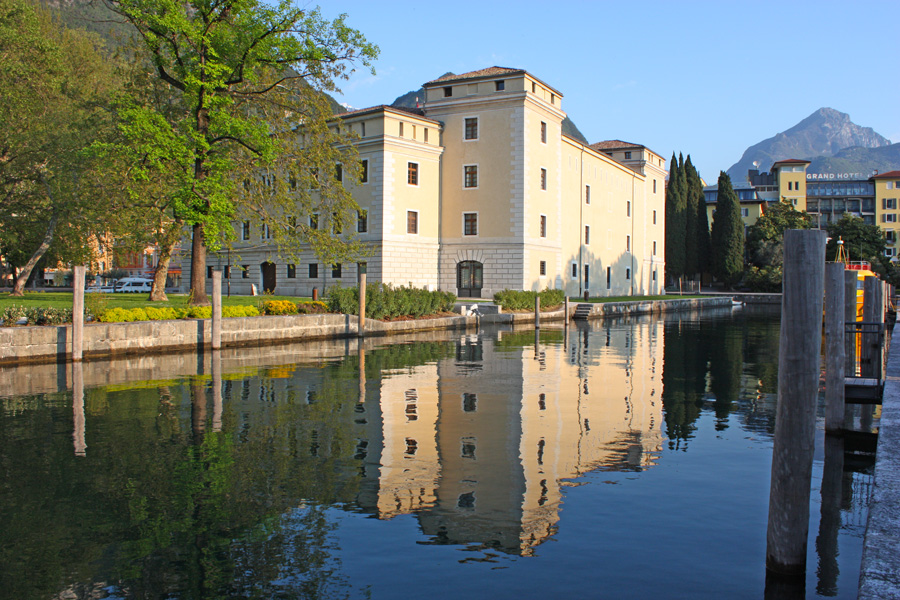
left=589, top=140, right=644, bottom=151
left=425, top=67, right=524, bottom=85
left=872, top=170, right=900, bottom=179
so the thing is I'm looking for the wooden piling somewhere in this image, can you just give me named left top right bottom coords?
left=211, top=270, right=222, bottom=350
left=211, top=350, right=222, bottom=432
left=824, top=262, right=845, bottom=432
left=358, top=272, right=366, bottom=337
left=564, top=296, right=570, bottom=324
left=535, top=295, right=541, bottom=329
left=862, top=277, right=879, bottom=378
left=72, top=265, right=85, bottom=362
left=72, top=360, right=86, bottom=457
left=766, top=229, right=826, bottom=576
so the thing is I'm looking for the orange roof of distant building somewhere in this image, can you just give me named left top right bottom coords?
left=771, top=159, right=811, bottom=166
left=872, top=170, right=900, bottom=179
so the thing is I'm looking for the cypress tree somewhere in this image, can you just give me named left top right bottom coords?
left=665, top=152, right=686, bottom=281
left=683, top=156, right=699, bottom=277
left=684, top=156, right=710, bottom=276
left=710, top=172, right=744, bottom=287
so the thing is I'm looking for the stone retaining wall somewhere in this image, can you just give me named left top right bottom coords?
left=0, top=297, right=731, bottom=366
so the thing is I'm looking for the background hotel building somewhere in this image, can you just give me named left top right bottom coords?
left=205, top=67, right=666, bottom=298
left=705, top=163, right=900, bottom=259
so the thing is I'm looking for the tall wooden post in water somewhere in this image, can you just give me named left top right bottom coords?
left=766, top=229, right=826, bottom=577
left=211, top=270, right=222, bottom=350
left=358, top=270, right=366, bottom=337
left=72, top=265, right=85, bottom=361
left=824, top=262, right=845, bottom=432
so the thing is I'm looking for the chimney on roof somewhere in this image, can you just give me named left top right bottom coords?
left=416, top=96, right=420, bottom=109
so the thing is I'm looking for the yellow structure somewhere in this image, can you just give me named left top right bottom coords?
left=206, top=67, right=666, bottom=298
left=873, top=171, right=900, bottom=259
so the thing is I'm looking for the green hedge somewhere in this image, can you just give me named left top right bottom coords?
left=327, top=283, right=456, bottom=320
left=98, top=305, right=260, bottom=323
left=1, top=305, right=73, bottom=326
left=492, top=288, right=565, bottom=311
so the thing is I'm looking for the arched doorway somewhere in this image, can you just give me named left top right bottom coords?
left=457, top=260, right=483, bottom=298
left=261, top=261, right=276, bottom=293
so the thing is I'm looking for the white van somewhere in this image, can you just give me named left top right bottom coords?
left=115, top=278, right=153, bottom=293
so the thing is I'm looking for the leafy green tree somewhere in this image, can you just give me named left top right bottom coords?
left=102, top=0, right=378, bottom=304
left=825, top=214, right=886, bottom=264
left=710, top=172, right=744, bottom=287
left=0, top=0, right=119, bottom=295
left=665, top=152, right=686, bottom=281
left=743, top=200, right=812, bottom=291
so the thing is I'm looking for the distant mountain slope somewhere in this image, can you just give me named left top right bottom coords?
left=726, top=108, right=891, bottom=180
left=390, top=84, right=589, bottom=145
left=807, top=143, right=900, bottom=176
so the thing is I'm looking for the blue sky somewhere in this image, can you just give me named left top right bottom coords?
left=317, top=0, right=899, bottom=181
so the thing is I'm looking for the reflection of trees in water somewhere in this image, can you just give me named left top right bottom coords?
left=661, top=309, right=781, bottom=448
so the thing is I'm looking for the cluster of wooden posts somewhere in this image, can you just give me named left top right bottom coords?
left=766, top=230, right=890, bottom=592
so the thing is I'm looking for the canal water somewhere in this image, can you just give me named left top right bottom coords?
left=0, top=307, right=873, bottom=599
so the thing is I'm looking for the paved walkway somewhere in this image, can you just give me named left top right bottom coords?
left=858, top=320, right=900, bottom=598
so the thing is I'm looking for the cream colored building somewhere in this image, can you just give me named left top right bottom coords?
left=199, top=67, right=666, bottom=298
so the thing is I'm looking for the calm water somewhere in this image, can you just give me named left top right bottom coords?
left=0, top=307, right=874, bottom=599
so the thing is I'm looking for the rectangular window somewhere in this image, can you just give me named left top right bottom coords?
left=407, top=210, right=418, bottom=234
left=360, top=159, right=368, bottom=183
left=884, top=198, right=897, bottom=209
left=357, top=210, right=368, bottom=233
left=495, top=80, right=505, bottom=91
left=360, top=122, right=366, bottom=137
left=539, top=261, right=546, bottom=276
left=883, top=214, right=897, bottom=223
left=653, top=210, right=657, bottom=225
left=407, top=162, right=418, bottom=185
left=331, top=212, right=342, bottom=235
left=287, top=264, right=296, bottom=278
left=626, top=268, right=631, bottom=280
left=626, top=235, right=630, bottom=252
left=886, top=230, right=897, bottom=243
left=532, top=82, right=537, bottom=93
left=886, top=181, right=894, bottom=189
left=207, top=266, right=213, bottom=278
left=242, top=265, right=249, bottom=279
left=624, top=151, right=632, bottom=159
left=541, top=168, right=547, bottom=190
left=572, top=263, right=577, bottom=277
left=464, top=117, right=478, bottom=140
left=627, top=201, right=631, bottom=217
left=885, top=248, right=897, bottom=257
left=606, top=267, right=611, bottom=289
left=424, top=128, right=429, bottom=143
left=540, top=121, right=547, bottom=143
left=653, top=179, right=657, bottom=193
left=741, top=208, right=750, bottom=217
left=653, top=240, right=657, bottom=255
left=399, top=122, right=404, bottom=137
left=310, top=214, right=318, bottom=230
left=463, top=212, right=478, bottom=236
left=223, top=265, right=231, bottom=279
left=584, top=264, right=590, bottom=289
left=241, top=221, right=251, bottom=240
left=262, top=223, right=272, bottom=239
left=540, top=215, right=547, bottom=238
left=332, top=263, right=342, bottom=278
left=585, top=225, right=590, bottom=245
left=585, top=185, right=591, bottom=204
left=335, top=163, right=342, bottom=182
left=443, top=86, right=452, bottom=97
left=309, top=263, right=318, bottom=278
left=464, top=165, right=478, bottom=188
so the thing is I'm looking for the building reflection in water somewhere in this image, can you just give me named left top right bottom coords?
left=355, top=318, right=664, bottom=556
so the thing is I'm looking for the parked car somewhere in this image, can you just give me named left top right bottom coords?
left=114, top=278, right=153, bottom=293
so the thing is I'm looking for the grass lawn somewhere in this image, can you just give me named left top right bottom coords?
left=575, top=294, right=712, bottom=303
left=0, top=291, right=317, bottom=311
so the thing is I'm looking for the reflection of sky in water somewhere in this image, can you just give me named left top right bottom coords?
left=0, top=307, right=872, bottom=599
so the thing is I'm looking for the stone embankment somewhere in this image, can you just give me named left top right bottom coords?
left=0, top=296, right=732, bottom=366
left=859, top=320, right=900, bottom=598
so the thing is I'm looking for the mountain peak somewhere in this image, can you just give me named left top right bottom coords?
left=726, top=108, right=891, bottom=181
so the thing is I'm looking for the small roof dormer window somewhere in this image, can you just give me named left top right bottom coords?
left=443, top=86, right=452, bottom=97
left=495, top=80, right=505, bottom=91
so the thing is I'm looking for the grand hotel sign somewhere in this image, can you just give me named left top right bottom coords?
left=806, top=171, right=875, bottom=180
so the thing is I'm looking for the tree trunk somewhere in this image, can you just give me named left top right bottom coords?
left=10, top=213, right=59, bottom=297
left=189, top=222, right=209, bottom=305
left=149, top=229, right=180, bottom=302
